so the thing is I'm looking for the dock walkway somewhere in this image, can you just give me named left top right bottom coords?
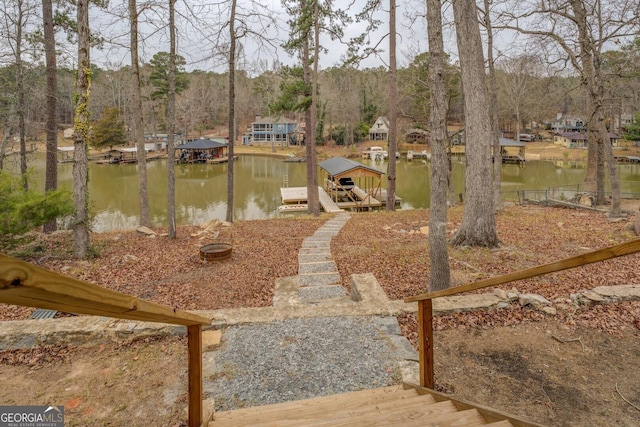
left=280, top=186, right=343, bottom=213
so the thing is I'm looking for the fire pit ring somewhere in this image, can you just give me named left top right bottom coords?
left=199, top=243, right=233, bottom=262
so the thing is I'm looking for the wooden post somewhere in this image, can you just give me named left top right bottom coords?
left=418, top=299, right=434, bottom=389
left=187, top=324, right=203, bottom=427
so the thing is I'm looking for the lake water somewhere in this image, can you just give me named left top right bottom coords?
left=15, top=153, right=640, bottom=232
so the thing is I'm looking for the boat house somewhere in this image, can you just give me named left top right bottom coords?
left=319, top=157, right=390, bottom=210
left=497, top=137, right=526, bottom=165
left=176, top=138, right=229, bottom=163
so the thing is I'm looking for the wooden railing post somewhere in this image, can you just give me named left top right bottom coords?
left=188, top=324, right=203, bottom=427
left=418, top=299, right=434, bottom=389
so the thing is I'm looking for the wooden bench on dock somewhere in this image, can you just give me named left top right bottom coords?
left=351, top=186, right=381, bottom=208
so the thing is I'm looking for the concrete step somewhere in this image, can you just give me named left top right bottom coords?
left=298, top=272, right=340, bottom=287
left=299, top=285, right=348, bottom=303
left=298, top=252, right=333, bottom=263
left=298, top=261, right=337, bottom=275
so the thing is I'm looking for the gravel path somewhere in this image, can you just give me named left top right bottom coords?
left=206, top=316, right=401, bottom=412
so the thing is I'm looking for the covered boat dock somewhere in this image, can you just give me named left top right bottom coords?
left=320, top=156, right=400, bottom=210
left=279, top=156, right=401, bottom=214
left=497, top=137, right=526, bottom=165
left=176, top=138, right=230, bottom=163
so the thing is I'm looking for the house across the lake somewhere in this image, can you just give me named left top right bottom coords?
left=550, top=114, right=586, bottom=133
left=369, top=116, right=390, bottom=141
left=246, top=115, right=299, bottom=146
left=554, top=131, right=619, bottom=148
left=405, top=128, right=429, bottom=144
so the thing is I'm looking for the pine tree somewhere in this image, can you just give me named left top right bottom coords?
left=91, top=107, right=128, bottom=150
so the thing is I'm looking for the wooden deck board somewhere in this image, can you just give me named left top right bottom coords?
left=280, top=187, right=343, bottom=213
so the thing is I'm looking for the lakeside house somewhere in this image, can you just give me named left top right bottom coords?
left=369, top=116, right=390, bottom=141
left=554, top=131, right=619, bottom=148
left=246, top=115, right=299, bottom=145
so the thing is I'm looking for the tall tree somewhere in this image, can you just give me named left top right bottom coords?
left=42, top=0, right=58, bottom=232
left=449, top=0, right=498, bottom=248
left=226, top=0, right=237, bottom=223
left=500, top=0, right=631, bottom=216
left=129, top=0, right=150, bottom=227
left=303, top=5, right=319, bottom=216
left=73, top=0, right=91, bottom=258
left=385, top=0, right=397, bottom=211
left=482, top=0, right=502, bottom=211
left=166, top=0, right=177, bottom=238
left=0, top=0, right=36, bottom=189
left=426, top=0, right=451, bottom=291
left=283, top=0, right=319, bottom=215
left=309, top=0, right=320, bottom=215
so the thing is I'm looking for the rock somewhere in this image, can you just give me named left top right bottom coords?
left=383, top=225, right=392, bottom=231
left=606, top=215, right=626, bottom=223
left=507, top=287, right=520, bottom=301
left=419, top=226, right=429, bottom=235
left=579, top=195, right=592, bottom=207
left=496, top=301, right=510, bottom=309
left=582, top=290, right=605, bottom=302
left=494, top=289, right=508, bottom=300
left=202, top=330, right=222, bottom=351
left=519, top=293, right=551, bottom=307
left=136, top=226, right=156, bottom=236
left=541, top=306, right=557, bottom=316
left=591, top=284, right=640, bottom=300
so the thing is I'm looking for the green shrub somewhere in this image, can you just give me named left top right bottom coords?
left=0, top=171, right=74, bottom=249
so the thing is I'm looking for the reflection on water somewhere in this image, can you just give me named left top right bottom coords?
left=13, top=153, right=640, bottom=232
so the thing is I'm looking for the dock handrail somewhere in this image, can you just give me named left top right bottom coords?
left=404, top=238, right=640, bottom=388
left=0, top=253, right=212, bottom=427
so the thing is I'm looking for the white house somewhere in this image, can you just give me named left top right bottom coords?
left=369, top=116, right=390, bottom=141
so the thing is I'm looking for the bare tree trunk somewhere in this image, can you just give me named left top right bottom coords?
left=0, top=128, right=8, bottom=171
left=226, top=0, right=237, bottom=223
left=305, top=4, right=319, bottom=216
left=600, top=117, right=621, bottom=215
left=570, top=0, right=609, bottom=206
left=427, top=0, right=451, bottom=292
left=43, top=0, right=58, bottom=233
left=166, top=0, right=177, bottom=238
left=386, top=0, right=397, bottom=211
left=15, top=0, right=27, bottom=190
left=73, top=0, right=91, bottom=259
left=129, top=0, right=150, bottom=227
left=449, top=0, right=498, bottom=248
left=483, top=0, right=502, bottom=211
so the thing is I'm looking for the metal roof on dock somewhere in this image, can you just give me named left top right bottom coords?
left=318, top=157, right=384, bottom=178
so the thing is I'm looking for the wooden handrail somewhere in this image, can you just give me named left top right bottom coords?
left=0, top=253, right=211, bottom=427
left=405, top=238, right=640, bottom=390
left=405, top=238, right=640, bottom=303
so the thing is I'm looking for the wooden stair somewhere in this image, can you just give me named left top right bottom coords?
left=209, top=384, right=544, bottom=427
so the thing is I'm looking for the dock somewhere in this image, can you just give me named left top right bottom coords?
left=502, top=155, right=526, bottom=165
left=369, top=187, right=403, bottom=206
left=280, top=186, right=343, bottom=213
left=615, top=156, right=640, bottom=164
left=279, top=185, right=402, bottom=213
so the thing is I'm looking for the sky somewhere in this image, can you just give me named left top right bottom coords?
left=88, top=0, right=432, bottom=74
